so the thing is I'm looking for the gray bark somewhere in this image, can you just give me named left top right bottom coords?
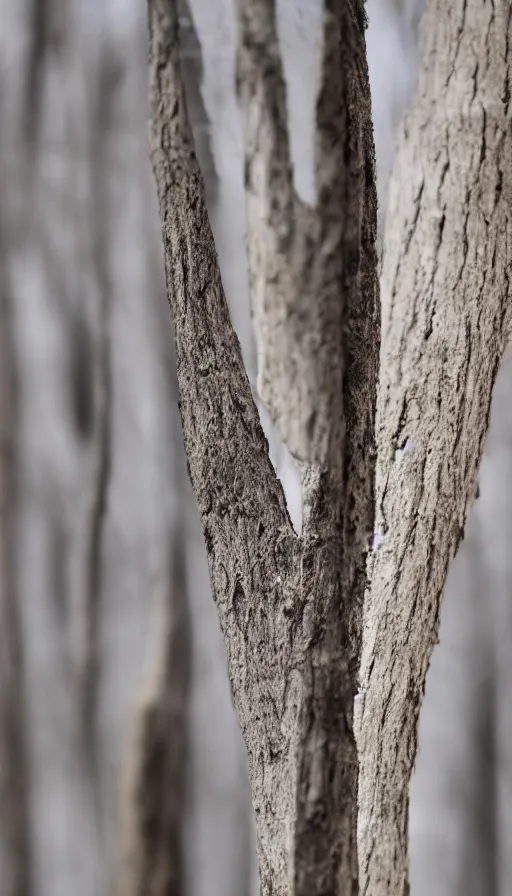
left=148, top=1, right=378, bottom=894
left=357, top=2, right=512, bottom=894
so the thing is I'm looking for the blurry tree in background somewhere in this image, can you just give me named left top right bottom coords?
left=0, top=1, right=511, bottom=895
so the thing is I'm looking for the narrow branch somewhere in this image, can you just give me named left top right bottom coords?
left=147, top=0, right=294, bottom=583
left=357, top=2, right=512, bottom=894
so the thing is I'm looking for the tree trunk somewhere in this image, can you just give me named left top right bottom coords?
left=147, top=0, right=379, bottom=893
left=357, top=2, right=512, bottom=894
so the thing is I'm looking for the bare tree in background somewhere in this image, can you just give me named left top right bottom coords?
left=1, top=1, right=194, bottom=892
left=0, top=222, right=32, bottom=896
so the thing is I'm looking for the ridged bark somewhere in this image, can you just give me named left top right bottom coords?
left=357, top=2, right=512, bottom=894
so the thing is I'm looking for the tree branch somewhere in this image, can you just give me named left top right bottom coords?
left=237, top=0, right=375, bottom=469
left=357, top=2, right=512, bottom=894
left=147, top=0, right=295, bottom=601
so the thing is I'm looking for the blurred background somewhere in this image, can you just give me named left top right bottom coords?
left=0, top=1, right=511, bottom=895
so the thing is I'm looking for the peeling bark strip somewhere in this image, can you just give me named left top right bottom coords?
left=148, top=0, right=378, bottom=893
left=357, top=2, right=512, bottom=895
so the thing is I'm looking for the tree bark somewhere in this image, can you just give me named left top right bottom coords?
left=357, top=2, right=512, bottom=894
left=147, top=0, right=378, bottom=893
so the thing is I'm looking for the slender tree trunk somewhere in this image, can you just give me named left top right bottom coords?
left=0, top=234, right=32, bottom=896
left=74, top=40, right=115, bottom=791
left=147, top=1, right=378, bottom=893
left=357, top=2, right=512, bottom=894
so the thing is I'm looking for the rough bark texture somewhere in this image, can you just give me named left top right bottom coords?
left=148, top=0, right=379, bottom=893
left=357, top=2, right=512, bottom=894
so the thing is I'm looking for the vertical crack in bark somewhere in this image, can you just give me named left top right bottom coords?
left=357, top=2, right=512, bottom=894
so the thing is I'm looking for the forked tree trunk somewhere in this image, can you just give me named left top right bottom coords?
left=357, top=2, right=512, bottom=894
left=147, top=0, right=379, bottom=893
